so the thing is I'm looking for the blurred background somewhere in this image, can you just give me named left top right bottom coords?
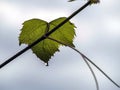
left=0, top=0, right=120, bottom=90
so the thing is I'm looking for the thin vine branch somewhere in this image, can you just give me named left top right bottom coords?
left=0, top=1, right=91, bottom=69
left=47, top=37, right=99, bottom=90
left=47, top=37, right=120, bottom=88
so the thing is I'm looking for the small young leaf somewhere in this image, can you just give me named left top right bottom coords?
left=68, top=0, right=100, bottom=4
left=90, top=0, right=100, bottom=4
left=68, top=0, right=76, bottom=2
left=19, top=17, right=76, bottom=64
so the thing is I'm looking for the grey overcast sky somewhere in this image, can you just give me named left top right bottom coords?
left=0, top=0, right=120, bottom=90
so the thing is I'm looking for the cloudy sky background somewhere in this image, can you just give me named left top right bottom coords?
left=0, top=0, right=120, bottom=90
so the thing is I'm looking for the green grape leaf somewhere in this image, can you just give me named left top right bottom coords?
left=19, top=17, right=76, bottom=64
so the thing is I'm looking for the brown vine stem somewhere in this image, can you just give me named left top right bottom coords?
left=47, top=37, right=99, bottom=90
left=47, top=37, right=120, bottom=88
left=0, top=1, right=91, bottom=69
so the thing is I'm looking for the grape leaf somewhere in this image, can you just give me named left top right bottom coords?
left=19, top=17, right=76, bottom=64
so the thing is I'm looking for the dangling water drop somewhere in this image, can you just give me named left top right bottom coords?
left=45, top=62, right=49, bottom=66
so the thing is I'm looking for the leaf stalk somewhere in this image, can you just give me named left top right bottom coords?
left=47, top=37, right=120, bottom=89
left=47, top=37, right=99, bottom=90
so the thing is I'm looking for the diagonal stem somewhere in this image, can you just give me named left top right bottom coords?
left=47, top=37, right=99, bottom=90
left=0, top=1, right=91, bottom=69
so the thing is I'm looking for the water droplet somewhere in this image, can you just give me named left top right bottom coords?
left=45, top=62, right=49, bottom=66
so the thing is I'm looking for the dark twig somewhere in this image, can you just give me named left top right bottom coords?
left=0, top=1, right=91, bottom=69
